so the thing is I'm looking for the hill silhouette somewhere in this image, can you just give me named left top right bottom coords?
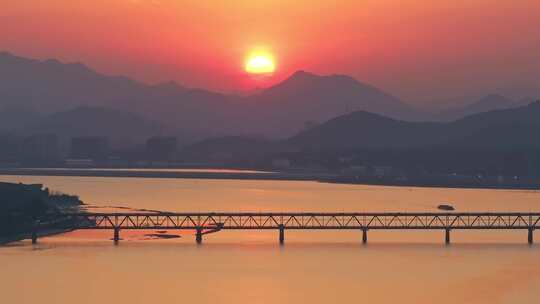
left=242, top=71, right=424, bottom=137
left=436, top=94, right=516, bottom=121
left=290, top=101, right=540, bottom=150
left=0, top=51, right=152, bottom=112
left=0, top=51, right=235, bottom=138
left=0, top=52, right=422, bottom=138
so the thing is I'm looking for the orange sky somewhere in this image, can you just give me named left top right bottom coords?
left=1, top=0, right=540, bottom=105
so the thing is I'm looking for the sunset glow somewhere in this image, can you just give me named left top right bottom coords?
left=2, top=1, right=540, bottom=303
left=245, top=53, right=275, bottom=74
left=2, top=1, right=540, bottom=99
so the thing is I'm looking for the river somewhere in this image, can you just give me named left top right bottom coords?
left=1, top=174, right=539, bottom=303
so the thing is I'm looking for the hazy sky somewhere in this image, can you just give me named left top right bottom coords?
left=2, top=0, right=540, bottom=107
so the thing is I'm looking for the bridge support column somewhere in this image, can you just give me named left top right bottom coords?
left=445, top=228, right=451, bottom=245
left=113, top=228, right=120, bottom=243
left=362, top=228, right=368, bottom=244
left=196, top=227, right=203, bottom=244
left=279, top=225, right=285, bottom=245
left=31, top=230, right=38, bottom=244
left=528, top=228, right=534, bottom=245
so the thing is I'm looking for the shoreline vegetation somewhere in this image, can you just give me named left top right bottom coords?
left=0, top=182, right=82, bottom=245
left=1, top=168, right=540, bottom=191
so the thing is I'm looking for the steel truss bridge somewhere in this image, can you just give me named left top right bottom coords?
left=32, top=212, right=540, bottom=244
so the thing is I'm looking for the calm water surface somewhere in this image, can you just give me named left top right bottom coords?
left=1, top=175, right=540, bottom=304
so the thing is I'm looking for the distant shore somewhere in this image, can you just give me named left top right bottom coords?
left=0, top=168, right=333, bottom=181
left=1, top=168, right=540, bottom=191
left=322, top=178, right=540, bottom=191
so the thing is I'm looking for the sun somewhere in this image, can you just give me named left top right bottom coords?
left=245, top=52, right=275, bottom=74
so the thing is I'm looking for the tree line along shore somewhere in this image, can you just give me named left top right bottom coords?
left=0, top=182, right=82, bottom=244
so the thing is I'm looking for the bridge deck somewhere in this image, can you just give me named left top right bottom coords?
left=33, top=212, right=539, bottom=244
left=42, top=212, right=540, bottom=230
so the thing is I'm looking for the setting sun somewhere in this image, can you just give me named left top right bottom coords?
left=245, top=52, right=275, bottom=74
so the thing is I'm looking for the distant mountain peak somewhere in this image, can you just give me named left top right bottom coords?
left=281, top=70, right=320, bottom=83
left=256, top=69, right=423, bottom=129
left=291, top=70, right=311, bottom=76
left=270, top=70, right=358, bottom=92
left=436, top=94, right=514, bottom=121
left=284, top=70, right=358, bottom=83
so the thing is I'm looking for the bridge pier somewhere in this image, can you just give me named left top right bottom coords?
left=113, top=228, right=120, bottom=243
left=362, top=228, right=368, bottom=244
left=279, top=225, right=285, bottom=245
left=31, top=230, right=38, bottom=244
left=196, top=227, right=203, bottom=244
left=445, top=228, right=451, bottom=245
left=528, top=228, right=534, bottom=245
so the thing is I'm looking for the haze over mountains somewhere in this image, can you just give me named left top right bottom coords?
left=243, top=70, right=424, bottom=135
left=290, top=101, right=540, bottom=150
left=22, top=107, right=166, bottom=148
left=0, top=51, right=535, bottom=146
left=435, top=94, right=534, bottom=121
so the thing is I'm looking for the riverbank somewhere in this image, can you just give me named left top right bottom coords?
left=0, top=182, right=83, bottom=245
left=0, top=168, right=336, bottom=181
left=323, top=176, right=540, bottom=191
left=1, top=168, right=540, bottom=190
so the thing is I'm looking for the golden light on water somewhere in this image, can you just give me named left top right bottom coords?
left=245, top=51, right=275, bottom=74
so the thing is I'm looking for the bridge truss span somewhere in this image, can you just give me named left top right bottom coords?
left=37, top=212, right=540, bottom=244
left=58, top=212, right=540, bottom=230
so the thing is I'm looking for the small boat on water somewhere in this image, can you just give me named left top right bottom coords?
left=437, top=204, right=455, bottom=211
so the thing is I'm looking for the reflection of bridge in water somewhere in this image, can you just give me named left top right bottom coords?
left=33, top=212, right=540, bottom=245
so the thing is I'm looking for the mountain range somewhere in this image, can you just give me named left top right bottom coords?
left=289, top=101, right=540, bottom=150
left=0, top=51, right=536, bottom=145
left=435, top=94, right=533, bottom=121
